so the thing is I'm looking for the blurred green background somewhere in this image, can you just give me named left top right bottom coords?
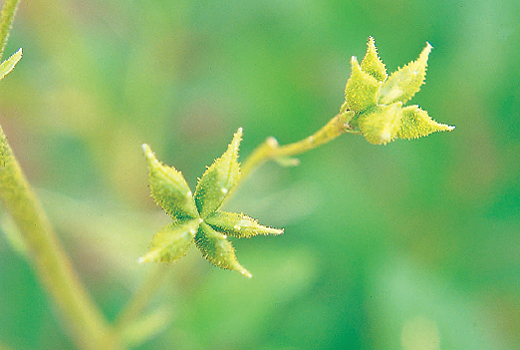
left=1, top=0, right=519, bottom=349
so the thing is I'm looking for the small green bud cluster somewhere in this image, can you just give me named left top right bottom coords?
left=141, top=128, right=283, bottom=278
left=343, top=37, right=454, bottom=144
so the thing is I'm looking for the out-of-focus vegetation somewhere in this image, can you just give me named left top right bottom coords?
left=1, top=0, right=519, bottom=349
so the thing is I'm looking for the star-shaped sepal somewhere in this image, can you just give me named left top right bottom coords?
left=140, top=128, right=283, bottom=277
left=344, top=37, right=454, bottom=144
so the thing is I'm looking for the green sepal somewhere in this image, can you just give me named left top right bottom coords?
left=345, top=56, right=380, bottom=113
left=0, top=48, right=22, bottom=80
left=138, top=219, right=201, bottom=263
left=195, top=222, right=252, bottom=278
left=358, top=103, right=403, bottom=145
left=142, top=144, right=199, bottom=220
left=360, top=37, right=387, bottom=82
left=194, top=128, right=242, bottom=218
left=205, top=211, right=284, bottom=238
left=379, top=42, right=432, bottom=105
left=397, top=105, right=455, bottom=140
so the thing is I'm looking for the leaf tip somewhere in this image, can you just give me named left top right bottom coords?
left=418, top=42, right=433, bottom=65
left=345, top=55, right=379, bottom=113
left=361, top=36, right=387, bottom=81
left=0, top=48, right=24, bottom=80
left=138, top=251, right=158, bottom=264
left=396, top=105, right=454, bottom=140
left=240, top=268, right=253, bottom=278
left=142, top=143, right=155, bottom=163
left=232, top=127, right=243, bottom=149
left=270, top=227, right=284, bottom=236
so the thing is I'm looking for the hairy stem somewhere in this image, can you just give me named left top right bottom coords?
left=0, top=0, right=19, bottom=59
left=240, top=112, right=351, bottom=180
left=0, top=127, right=119, bottom=349
left=0, top=2, right=118, bottom=347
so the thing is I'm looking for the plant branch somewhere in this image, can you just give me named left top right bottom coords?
left=0, top=1, right=119, bottom=347
left=0, top=0, right=19, bottom=59
left=240, top=112, right=352, bottom=181
left=0, top=131, right=119, bottom=349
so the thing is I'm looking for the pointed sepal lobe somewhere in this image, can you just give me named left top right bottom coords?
left=0, top=48, right=22, bottom=80
left=361, top=37, right=387, bottom=82
left=194, top=128, right=242, bottom=218
left=205, top=211, right=284, bottom=238
left=143, top=144, right=199, bottom=220
left=379, top=42, right=432, bottom=105
left=345, top=56, right=380, bottom=114
left=195, top=222, right=252, bottom=278
left=397, top=105, right=455, bottom=139
left=139, top=219, right=201, bottom=263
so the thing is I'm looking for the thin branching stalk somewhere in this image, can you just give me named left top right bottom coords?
left=0, top=0, right=19, bottom=59
left=240, top=113, right=351, bottom=180
left=0, top=1, right=120, bottom=348
left=0, top=128, right=120, bottom=350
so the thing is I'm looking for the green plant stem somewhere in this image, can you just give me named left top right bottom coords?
left=0, top=1, right=118, bottom=348
left=240, top=112, right=351, bottom=180
left=0, top=0, right=19, bottom=59
left=0, top=127, right=120, bottom=350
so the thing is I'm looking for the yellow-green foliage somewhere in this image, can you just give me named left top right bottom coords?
left=140, top=128, right=283, bottom=278
left=344, top=37, right=454, bottom=145
left=0, top=47, right=21, bottom=80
